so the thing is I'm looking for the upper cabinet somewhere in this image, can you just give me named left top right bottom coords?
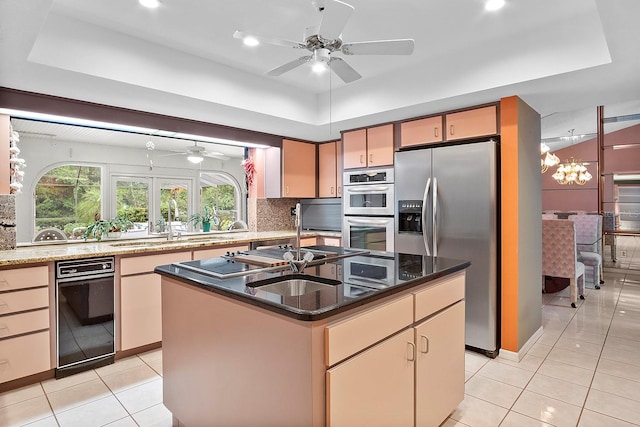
left=400, top=116, right=444, bottom=147
left=343, top=124, right=394, bottom=169
left=319, top=140, right=342, bottom=198
left=282, top=139, right=316, bottom=198
left=444, top=105, right=497, bottom=141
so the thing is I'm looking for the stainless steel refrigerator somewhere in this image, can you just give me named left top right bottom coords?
left=395, top=140, right=499, bottom=357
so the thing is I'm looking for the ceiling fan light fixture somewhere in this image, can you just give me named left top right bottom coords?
left=139, top=0, right=160, bottom=9
left=243, top=36, right=259, bottom=47
left=485, top=0, right=505, bottom=11
left=311, top=48, right=330, bottom=73
left=187, top=154, right=204, bottom=164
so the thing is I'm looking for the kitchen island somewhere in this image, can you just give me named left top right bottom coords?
left=155, top=250, right=469, bottom=427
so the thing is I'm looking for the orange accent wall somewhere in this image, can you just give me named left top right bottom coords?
left=0, top=115, right=10, bottom=194
left=500, top=97, right=519, bottom=352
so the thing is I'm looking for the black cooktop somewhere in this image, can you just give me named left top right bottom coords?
left=175, top=257, right=272, bottom=278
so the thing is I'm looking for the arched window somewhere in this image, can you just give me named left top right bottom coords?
left=35, top=165, right=102, bottom=238
left=199, top=172, right=244, bottom=230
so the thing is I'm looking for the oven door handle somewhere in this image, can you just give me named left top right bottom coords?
left=345, top=218, right=391, bottom=225
left=345, top=186, right=391, bottom=193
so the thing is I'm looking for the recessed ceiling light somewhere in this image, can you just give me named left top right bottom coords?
left=139, top=0, right=160, bottom=9
left=243, top=36, right=259, bottom=47
left=485, top=0, right=505, bottom=11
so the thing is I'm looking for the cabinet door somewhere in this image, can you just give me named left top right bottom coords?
left=336, top=139, right=343, bottom=197
left=319, top=141, right=337, bottom=197
left=445, top=105, right=497, bottom=141
left=120, top=273, right=162, bottom=350
left=400, top=116, right=443, bottom=147
left=282, top=139, right=316, bottom=197
left=342, top=129, right=367, bottom=169
left=415, top=301, right=465, bottom=427
left=366, top=124, right=394, bottom=167
left=326, top=329, right=414, bottom=427
left=0, top=331, right=51, bottom=383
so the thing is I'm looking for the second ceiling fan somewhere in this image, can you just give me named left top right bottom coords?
left=233, top=0, right=415, bottom=83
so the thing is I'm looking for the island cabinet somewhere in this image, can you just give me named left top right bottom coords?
left=400, top=115, right=444, bottom=147
left=319, top=140, right=342, bottom=198
left=282, top=139, right=316, bottom=198
left=0, top=265, right=51, bottom=385
left=444, top=105, right=497, bottom=141
left=119, top=251, right=191, bottom=351
left=161, top=268, right=465, bottom=427
left=343, top=124, right=394, bottom=169
left=326, top=273, right=465, bottom=427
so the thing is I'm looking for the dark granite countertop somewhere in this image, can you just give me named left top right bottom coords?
left=154, top=250, right=470, bottom=321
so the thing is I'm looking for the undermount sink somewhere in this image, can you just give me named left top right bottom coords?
left=248, top=274, right=341, bottom=297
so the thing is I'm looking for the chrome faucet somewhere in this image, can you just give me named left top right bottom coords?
left=284, top=202, right=314, bottom=272
left=167, top=198, right=179, bottom=240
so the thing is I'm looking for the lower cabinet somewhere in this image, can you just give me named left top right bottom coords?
left=120, top=274, right=162, bottom=350
left=326, top=329, right=415, bottom=427
left=415, top=300, right=465, bottom=427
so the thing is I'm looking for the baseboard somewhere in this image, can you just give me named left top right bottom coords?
left=498, top=326, right=543, bottom=362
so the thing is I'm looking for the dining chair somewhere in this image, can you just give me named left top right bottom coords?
left=568, top=214, right=604, bottom=289
left=542, top=219, right=585, bottom=307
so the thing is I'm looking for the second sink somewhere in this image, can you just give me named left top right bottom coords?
left=248, top=274, right=341, bottom=297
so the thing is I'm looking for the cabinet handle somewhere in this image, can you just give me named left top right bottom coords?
left=449, top=124, right=455, bottom=135
left=0, top=325, right=7, bottom=330
left=0, top=279, right=8, bottom=287
left=359, top=154, right=364, bottom=164
left=337, top=186, right=341, bottom=196
left=407, top=342, right=416, bottom=362
left=286, top=185, right=289, bottom=195
left=0, top=359, right=8, bottom=366
left=420, top=335, right=429, bottom=354
left=331, top=186, right=335, bottom=195
left=0, top=302, right=7, bottom=308
left=369, top=154, right=373, bottom=164
left=434, top=127, right=439, bottom=138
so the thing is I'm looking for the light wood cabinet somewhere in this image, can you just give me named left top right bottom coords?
left=119, top=251, right=191, bottom=351
left=319, top=141, right=340, bottom=198
left=326, top=329, right=415, bottom=427
left=0, top=265, right=51, bottom=384
left=343, top=124, right=394, bottom=169
left=415, top=301, right=465, bottom=427
left=336, top=140, right=342, bottom=197
left=445, top=105, right=497, bottom=141
left=400, top=115, right=443, bottom=147
left=282, top=139, right=316, bottom=198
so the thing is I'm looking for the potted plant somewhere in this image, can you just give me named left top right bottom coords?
left=83, top=216, right=133, bottom=241
left=188, top=206, right=218, bottom=232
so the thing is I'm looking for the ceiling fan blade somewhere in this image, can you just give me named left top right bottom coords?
left=329, top=57, right=361, bottom=83
left=266, top=56, right=311, bottom=76
left=318, top=0, right=354, bottom=41
left=341, top=39, right=415, bottom=55
left=204, top=153, right=230, bottom=160
left=233, top=30, right=305, bottom=49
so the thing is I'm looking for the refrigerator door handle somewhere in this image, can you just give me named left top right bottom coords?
left=433, top=177, right=438, bottom=257
left=422, top=178, right=431, bottom=256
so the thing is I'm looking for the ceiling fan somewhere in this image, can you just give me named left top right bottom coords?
left=158, top=142, right=230, bottom=164
left=233, top=0, right=415, bottom=83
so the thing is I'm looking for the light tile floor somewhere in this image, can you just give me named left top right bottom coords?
left=2, top=268, right=640, bottom=426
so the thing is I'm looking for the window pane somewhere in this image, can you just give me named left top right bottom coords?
left=200, top=173, right=240, bottom=230
left=115, top=178, right=150, bottom=237
left=35, top=165, right=101, bottom=238
left=159, top=181, right=189, bottom=233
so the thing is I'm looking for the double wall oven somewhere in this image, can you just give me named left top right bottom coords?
left=343, top=168, right=395, bottom=253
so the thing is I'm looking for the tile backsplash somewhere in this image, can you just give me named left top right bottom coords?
left=248, top=198, right=298, bottom=232
left=0, top=194, right=16, bottom=250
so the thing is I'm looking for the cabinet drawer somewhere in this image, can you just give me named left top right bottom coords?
left=120, top=251, right=192, bottom=276
left=0, top=309, right=49, bottom=339
left=0, top=265, right=48, bottom=292
left=0, top=331, right=51, bottom=383
left=193, top=245, right=249, bottom=260
left=325, top=294, right=413, bottom=366
left=413, top=272, right=465, bottom=322
left=0, top=287, right=49, bottom=315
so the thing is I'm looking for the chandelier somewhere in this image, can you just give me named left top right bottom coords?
left=552, top=158, right=592, bottom=185
left=540, top=142, right=560, bottom=173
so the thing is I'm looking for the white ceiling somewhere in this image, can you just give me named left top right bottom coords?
left=1, top=0, right=640, bottom=151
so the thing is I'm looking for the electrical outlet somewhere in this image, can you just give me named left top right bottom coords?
left=621, top=250, right=628, bottom=257
left=291, top=207, right=297, bottom=216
